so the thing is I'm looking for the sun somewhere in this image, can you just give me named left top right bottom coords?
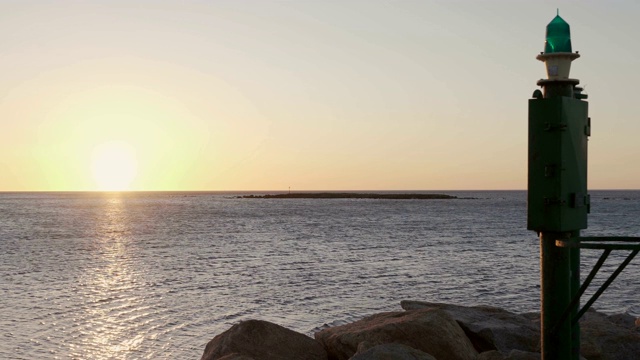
left=91, top=141, right=138, bottom=191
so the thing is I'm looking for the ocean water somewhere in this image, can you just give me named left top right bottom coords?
left=1, top=190, right=639, bottom=359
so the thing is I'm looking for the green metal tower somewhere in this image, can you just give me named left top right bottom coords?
left=529, top=12, right=586, bottom=360
left=528, top=12, right=640, bottom=360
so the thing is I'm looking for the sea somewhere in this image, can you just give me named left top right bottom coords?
left=1, top=190, right=639, bottom=359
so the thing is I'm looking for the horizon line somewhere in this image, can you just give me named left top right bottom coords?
left=2, top=189, right=639, bottom=193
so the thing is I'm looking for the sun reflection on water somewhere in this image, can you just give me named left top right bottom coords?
left=75, top=195, right=147, bottom=359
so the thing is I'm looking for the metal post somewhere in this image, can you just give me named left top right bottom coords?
left=540, top=231, right=572, bottom=359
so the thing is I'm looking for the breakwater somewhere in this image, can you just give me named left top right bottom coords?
left=240, top=192, right=457, bottom=199
left=200, top=301, right=640, bottom=360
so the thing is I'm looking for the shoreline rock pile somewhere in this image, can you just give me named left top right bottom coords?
left=201, top=301, right=640, bottom=360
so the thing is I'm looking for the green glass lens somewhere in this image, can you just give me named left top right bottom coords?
left=544, top=15, right=572, bottom=53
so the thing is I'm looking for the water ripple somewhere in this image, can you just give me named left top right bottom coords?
left=0, top=191, right=638, bottom=358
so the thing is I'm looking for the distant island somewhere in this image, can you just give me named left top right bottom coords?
left=239, top=192, right=457, bottom=199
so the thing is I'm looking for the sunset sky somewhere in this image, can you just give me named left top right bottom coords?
left=1, top=1, right=639, bottom=191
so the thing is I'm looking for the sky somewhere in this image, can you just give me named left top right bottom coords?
left=1, top=0, right=639, bottom=191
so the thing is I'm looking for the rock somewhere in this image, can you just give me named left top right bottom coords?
left=218, top=355, right=255, bottom=360
left=477, top=350, right=506, bottom=360
left=400, top=301, right=540, bottom=353
left=477, top=350, right=546, bottom=360
left=350, top=343, right=437, bottom=360
left=201, top=319, right=328, bottom=360
left=580, top=309, right=640, bottom=360
left=504, top=350, right=540, bottom=360
left=607, top=312, right=639, bottom=331
left=314, top=308, right=477, bottom=360
left=199, top=304, right=640, bottom=360
left=478, top=350, right=590, bottom=360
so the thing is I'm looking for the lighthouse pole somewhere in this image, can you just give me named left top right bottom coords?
left=528, top=12, right=589, bottom=360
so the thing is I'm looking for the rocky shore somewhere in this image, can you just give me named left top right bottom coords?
left=200, top=301, right=640, bottom=360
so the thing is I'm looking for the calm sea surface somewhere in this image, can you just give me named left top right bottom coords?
left=1, top=191, right=639, bottom=359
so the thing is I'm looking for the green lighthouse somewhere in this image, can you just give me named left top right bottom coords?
left=528, top=11, right=587, bottom=360
left=528, top=11, right=640, bottom=360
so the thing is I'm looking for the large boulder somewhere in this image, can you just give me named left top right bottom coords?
left=401, top=301, right=640, bottom=360
left=350, top=343, right=437, bottom=360
left=217, top=355, right=255, bottom=360
left=401, top=301, right=540, bottom=353
left=477, top=350, right=507, bottom=360
left=606, top=312, right=640, bottom=332
left=504, top=350, right=540, bottom=360
left=478, top=350, right=590, bottom=360
left=201, top=319, right=328, bottom=360
left=314, top=307, right=477, bottom=360
left=580, top=310, right=640, bottom=360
